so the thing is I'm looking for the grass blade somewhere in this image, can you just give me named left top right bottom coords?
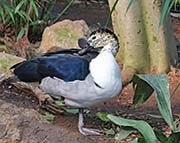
left=0, top=7, right=5, bottom=22
left=53, top=0, right=75, bottom=23
left=30, top=0, right=39, bottom=17
left=18, top=10, right=32, bottom=22
left=15, top=0, right=26, bottom=13
left=126, top=0, right=136, bottom=13
left=171, top=82, right=180, bottom=97
left=16, top=11, right=27, bottom=21
left=104, top=0, right=119, bottom=28
left=159, top=0, right=170, bottom=26
left=3, top=5, right=15, bottom=23
left=17, top=27, right=25, bottom=41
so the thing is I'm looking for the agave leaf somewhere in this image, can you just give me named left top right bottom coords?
left=104, top=128, right=115, bottom=136
left=107, top=114, right=157, bottom=143
left=129, top=138, right=138, bottom=143
left=132, top=75, right=154, bottom=107
left=154, top=130, right=168, bottom=143
left=136, top=74, right=174, bottom=131
left=178, top=123, right=180, bottom=131
left=167, top=132, right=180, bottom=143
left=137, top=136, right=146, bottom=143
left=115, top=128, right=135, bottom=141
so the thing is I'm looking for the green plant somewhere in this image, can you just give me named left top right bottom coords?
left=104, top=0, right=119, bottom=28
left=0, top=45, right=6, bottom=49
left=0, top=0, right=39, bottom=40
left=0, top=0, right=75, bottom=40
left=53, top=100, right=89, bottom=115
left=0, top=0, right=75, bottom=57
left=42, top=113, right=56, bottom=121
left=97, top=74, right=180, bottom=142
left=29, top=0, right=74, bottom=39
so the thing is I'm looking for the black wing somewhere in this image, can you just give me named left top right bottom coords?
left=11, top=49, right=98, bottom=82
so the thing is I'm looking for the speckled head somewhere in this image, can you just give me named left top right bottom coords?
left=87, top=28, right=119, bottom=56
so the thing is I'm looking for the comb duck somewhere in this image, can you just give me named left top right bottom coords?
left=11, top=28, right=122, bottom=136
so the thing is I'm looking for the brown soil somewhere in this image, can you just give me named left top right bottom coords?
left=0, top=1, right=180, bottom=143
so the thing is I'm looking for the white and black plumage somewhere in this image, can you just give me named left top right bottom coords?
left=39, top=29, right=122, bottom=135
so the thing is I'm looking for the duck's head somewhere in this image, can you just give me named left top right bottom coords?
left=87, top=28, right=119, bottom=56
left=78, top=28, right=119, bottom=56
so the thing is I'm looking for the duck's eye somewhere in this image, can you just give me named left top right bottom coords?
left=92, top=36, right=96, bottom=40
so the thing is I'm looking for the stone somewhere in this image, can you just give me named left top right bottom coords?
left=0, top=100, right=95, bottom=143
left=38, top=19, right=89, bottom=54
left=0, top=52, right=24, bottom=76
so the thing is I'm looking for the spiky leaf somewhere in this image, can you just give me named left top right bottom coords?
left=107, top=114, right=157, bottom=143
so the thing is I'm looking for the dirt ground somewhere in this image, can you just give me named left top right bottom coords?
left=0, top=1, right=180, bottom=143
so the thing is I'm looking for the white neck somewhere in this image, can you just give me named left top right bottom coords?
left=100, top=44, right=112, bottom=53
left=100, top=43, right=118, bottom=56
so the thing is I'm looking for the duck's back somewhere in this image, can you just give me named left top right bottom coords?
left=11, top=49, right=98, bottom=82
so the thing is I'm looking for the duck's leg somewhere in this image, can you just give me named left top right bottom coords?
left=78, top=108, right=101, bottom=136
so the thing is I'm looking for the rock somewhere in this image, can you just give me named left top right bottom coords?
left=39, top=19, right=89, bottom=54
left=0, top=100, right=95, bottom=143
left=0, top=52, right=24, bottom=76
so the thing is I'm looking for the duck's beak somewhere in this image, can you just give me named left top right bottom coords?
left=78, top=38, right=94, bottom=55
left=78, top=38, right=89, bottom=49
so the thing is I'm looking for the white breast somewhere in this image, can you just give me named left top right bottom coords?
left=90, top=50, right=122, bottom=97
